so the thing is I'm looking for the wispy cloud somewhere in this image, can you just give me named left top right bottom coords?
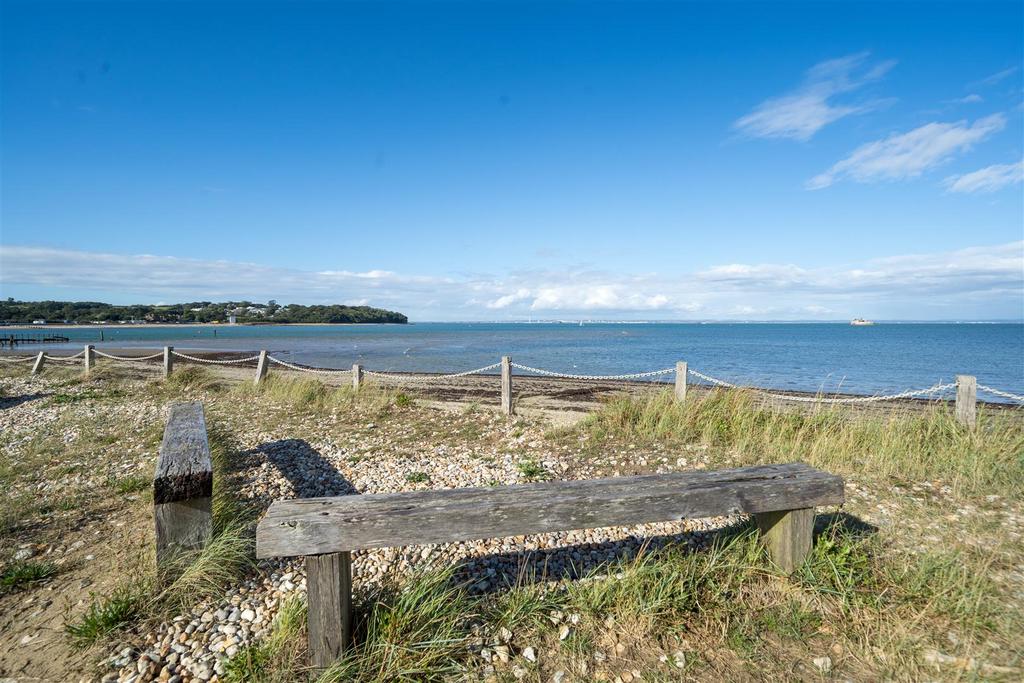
left=973, top=66, right=1020, bottom=87
left=733, top=51, right=895, bottom=141
left=950, top=93, right=983, bottom=104
left=806, top=114, right=1006, bottom=189
left=945, top=159, right=1024, bottom=194
left=2, top=242, right=1021, bottom=320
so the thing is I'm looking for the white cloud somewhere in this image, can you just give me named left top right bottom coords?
left=529, top=286, right=672, bottom=311
left=734, top=52, right=895, bottom=141
left=944, top=159, right=1024, bottom=194
left=486, top=289, right=531, bottom=309
left=1, top=242, right=1021, bottom=320
left=951, top=93, right=983, bottom=104
left=807, top=114, right=1006, bottom=189
left=974, top=66, right=1019, bottom=87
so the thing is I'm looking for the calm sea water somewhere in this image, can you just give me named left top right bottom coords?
left=13, top=322, right=1024, bottom=398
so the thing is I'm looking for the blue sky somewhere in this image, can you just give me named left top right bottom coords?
left=1, top=0, right=1022, bottom=320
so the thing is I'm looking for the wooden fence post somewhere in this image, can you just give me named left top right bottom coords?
left=84, top=345, right=95, bottom=373
left=352, top=364, right=363, bottom=390
left=163, top=346, right=174, bottom=378
left=255, top=350, right=269, bottom=385
left=31, top=352, right=46, bottom=375
left=956, top=374, right=977, bottom=428
left=501, top=356, right=513, bottom=416
left=306, top=551, right=353, bottom=667
left=675, top=361, right=688, bottom=401
left=154, top=402, right=212, bottom=573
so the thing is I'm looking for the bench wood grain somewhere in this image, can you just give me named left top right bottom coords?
left=256, top=462, right=842, bottom=559
left=154, top=402, right=213, bottom=568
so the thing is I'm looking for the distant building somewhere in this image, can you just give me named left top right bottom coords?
left=32, top=319, right=46, bottom=325
left=228, top=314, right=237, bottom=324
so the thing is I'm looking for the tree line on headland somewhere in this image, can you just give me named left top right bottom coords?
left=0, top=299, right=408, bottom=325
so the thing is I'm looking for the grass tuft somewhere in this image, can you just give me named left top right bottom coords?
left=516, top=458, right=547, bottom=481
left=109, top=473, right=151, bottom=494
left=65, top=584, right=148, bottom=647
left=235, top=375, right=404, bottom=415
left=319, top=568, right=476, bottom=681
left=162, top=365, right=223, bottom=392
left=1, top=559, right=57, bottom=593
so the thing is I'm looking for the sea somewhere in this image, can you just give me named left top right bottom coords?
left=10, top=322, right=1024, bottom=400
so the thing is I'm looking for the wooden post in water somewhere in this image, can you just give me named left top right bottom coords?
left=163, top=346, right=174, bottom=378
left=501, top=356, right=513, bottom=416
left=956, top=374, right=977, bottom=428
left=255, top=350, right=269, bottom=385
left=675, top=361, right=688, bottom=401
left=84, top=345, right=95, bottom=373
left=352, top=364, right=363, bottom=390
left=306, top=552, right=353, bottom=667
left=31, top=352, right=46, bottom=375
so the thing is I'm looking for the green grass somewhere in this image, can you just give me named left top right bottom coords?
left=218, top=519, right=1021, bottom=681
left=0, top=559, right=57, bottom=593
left=578, top=388, right=1024, bottom=498
left=516, top=458, right=548, bottom=481
left=65, top=584, right=149, bottom=647
left=319, top=568, right=477, bottom=682
left=109, top=473, right=151, bottom=494
left=405, top=471, right=430, bottom=484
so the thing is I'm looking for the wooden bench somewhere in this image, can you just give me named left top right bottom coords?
left=154, top=402, right=213, bottom=571
left=255, top=462, right=844, bottom=667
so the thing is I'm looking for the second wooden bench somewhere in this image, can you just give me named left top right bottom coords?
left=255, top=461, right=845, bottom=666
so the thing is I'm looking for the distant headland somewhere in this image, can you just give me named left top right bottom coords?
left=0, top=299, right=408, bottom=325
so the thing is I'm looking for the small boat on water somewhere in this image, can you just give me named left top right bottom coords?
left=850, top=318, right=875, bottom=326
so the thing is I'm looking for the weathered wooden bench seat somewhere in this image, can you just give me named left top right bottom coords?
left=255, top=462, right=844, bottom=666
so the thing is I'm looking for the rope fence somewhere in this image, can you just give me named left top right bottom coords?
left=94, top=350, right=164, bottom=362
left=365, top=362, right=502, bottom=382
left=3, top=346, right=1021, bottom=425
left=173, top=351, right=261, bottom=365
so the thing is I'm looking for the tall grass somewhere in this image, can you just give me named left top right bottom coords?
left=233, top=375, right=408, bottom=415
left=582, top=389, right=1024, bottom=497
left=319, top=568, right=477, bottom=681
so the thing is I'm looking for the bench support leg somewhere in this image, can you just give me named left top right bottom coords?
left=154, top=497, right=212, bottom=573
left=754, top=508, right=813, bottom=572
left=306, top=551, right=353, bottom=668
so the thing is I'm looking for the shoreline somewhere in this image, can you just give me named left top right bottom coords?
left=0, top=322, right=409, bottom=330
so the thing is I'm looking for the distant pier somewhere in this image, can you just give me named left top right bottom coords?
left=0, top=332, right=71, bottom=347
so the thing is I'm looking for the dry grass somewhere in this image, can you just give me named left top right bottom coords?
left=232, top=374, right=410, bottom=416
left=577, top=388, right=1024, bottom=498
